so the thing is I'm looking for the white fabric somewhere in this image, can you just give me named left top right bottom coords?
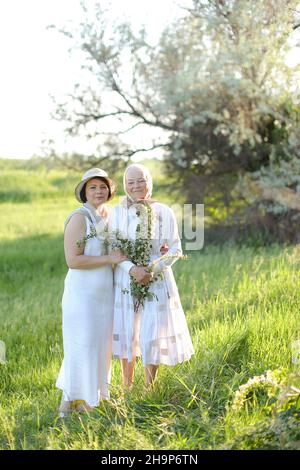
left=56, top=208, right=113, bottom=406
left=119, top=259, right=135, bottom=274
left=108, top=201, right=195, bottom=365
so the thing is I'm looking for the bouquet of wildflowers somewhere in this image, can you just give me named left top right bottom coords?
left=106, top=201, right=186, bottom=313
left=76, top=218, right=108, bottom=248
left=132, top=252, right=186, bottom=310
left=76, top=201, right=186, bottom=313
left=105, top=201, right=154, bottom=313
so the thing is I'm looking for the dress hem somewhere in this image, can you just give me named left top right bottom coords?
left=56, top=384, right=110, bottom=407
left=112, top=352, right=194, bottom=366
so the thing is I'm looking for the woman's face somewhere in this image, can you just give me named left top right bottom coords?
left=125, top=169, right=149, bottom=200
left=85, top=178, right=109, bottom=208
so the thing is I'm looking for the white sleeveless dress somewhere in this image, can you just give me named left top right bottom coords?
left=56, top=210, right=113, bottom=406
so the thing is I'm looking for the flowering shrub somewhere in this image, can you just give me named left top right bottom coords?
left=227, top=372, right=300, bottom=449
left=232, top=370, right=284, bottom=412
left=234, top=156, right=300, bottom=243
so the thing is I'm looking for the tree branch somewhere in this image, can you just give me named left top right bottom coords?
left=106, top=67, right=177, bottom=132
left=100, top=142, right=170, bottom=159
left=48, top=151, right=83, bottom=172
left=88, top=120, right=146, bottom=136
left=74, top=109, right=135, bottom=123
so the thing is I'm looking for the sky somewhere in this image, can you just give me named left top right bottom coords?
left=0, top=0, right=299, bottom=160
left=0, top=0, right=184, bottom=159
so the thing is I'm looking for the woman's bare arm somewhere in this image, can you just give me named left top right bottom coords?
left=64, top=214, right=126, bottom=269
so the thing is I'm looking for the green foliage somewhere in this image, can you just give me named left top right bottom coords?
left=231, top=369, right=285, bottom=412
left=237, top=155, right=300, bottom=214
left=1, top=167, right=300, bottom=449
left=0, top=158, right=173, bottom=204
left=225, top=373, right=300, bottom=450
left=234, top=154, right=300, bottom=242
left=0, top=168, right=80, bottom=203
left=161, top=0, right=300, bottom=204
left=49, top=0, right=300, bottom=225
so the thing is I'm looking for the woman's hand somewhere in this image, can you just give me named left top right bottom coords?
left=109, top=249, right=127, bottom=264
left=129, top=266, right=153, bottom=285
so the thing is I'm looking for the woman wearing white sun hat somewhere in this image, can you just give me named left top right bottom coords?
left=56, top=168, right=127, bottom=416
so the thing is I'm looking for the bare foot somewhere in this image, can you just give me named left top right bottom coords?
left=58, top=400, right=72, bottom=418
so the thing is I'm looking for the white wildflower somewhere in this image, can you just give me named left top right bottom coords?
left=232, top=370, right=282, bottom=411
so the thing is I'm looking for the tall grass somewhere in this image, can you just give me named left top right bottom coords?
left=0, top=164, right=299, bottom=449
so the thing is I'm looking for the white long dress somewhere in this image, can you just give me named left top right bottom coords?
left=56, top=208, right=113, bottom=406
left=109, top=200, right=194, bottom=366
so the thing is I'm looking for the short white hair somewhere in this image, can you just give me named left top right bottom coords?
left=123, top=163, right=153, bottom=201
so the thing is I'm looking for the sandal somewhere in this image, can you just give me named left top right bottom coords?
left=58, top=399, right=93, bottom=417
left=71, top=400, right=93, bottom=413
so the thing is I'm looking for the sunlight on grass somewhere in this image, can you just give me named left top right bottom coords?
left=1, top=166, right=300, bottom=449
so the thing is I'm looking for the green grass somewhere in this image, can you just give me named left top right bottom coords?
left=0, top=157, right=179, bottom=206
left=0, top=163, right=300, bottom=449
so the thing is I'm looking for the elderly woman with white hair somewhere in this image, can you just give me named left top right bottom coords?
left=108, top=163, right=194, bottom=388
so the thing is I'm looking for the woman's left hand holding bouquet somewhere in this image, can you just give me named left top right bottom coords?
left=129, top=266, right=153, bottom=285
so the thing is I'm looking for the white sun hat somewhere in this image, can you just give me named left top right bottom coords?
left=74, top=167, right=116, bottom=203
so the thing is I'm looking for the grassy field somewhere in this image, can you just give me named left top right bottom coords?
left=1, top=161, right=300, bottom=450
